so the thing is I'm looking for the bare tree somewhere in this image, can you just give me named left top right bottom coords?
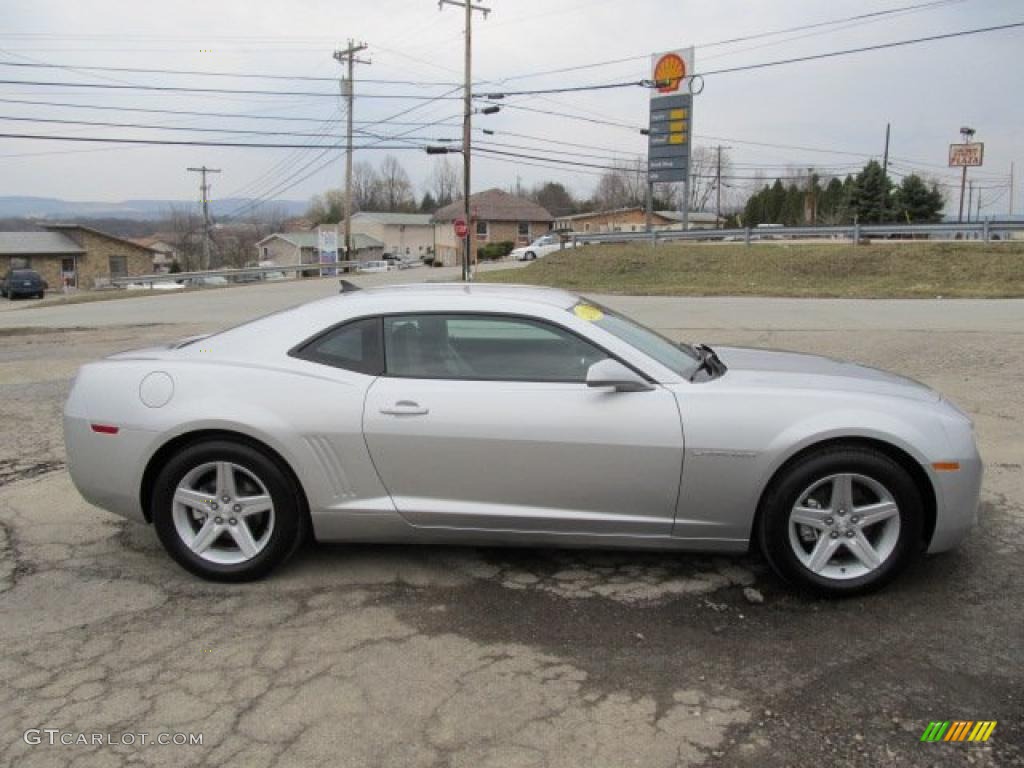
left=593, top=156, right=646, bottom=210
left=164, top=204, right=203, bottom=271
left=352, top=161, right=382, bottom=211
left=429, top=157, right=462, bottom=208
left=378, top=155, right=415, bottom=212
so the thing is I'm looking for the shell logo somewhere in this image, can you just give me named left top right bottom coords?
left=654, top=53, right=686, bottom=94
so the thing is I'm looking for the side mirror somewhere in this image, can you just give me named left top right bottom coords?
left=586, top=359, right=653, bottom=392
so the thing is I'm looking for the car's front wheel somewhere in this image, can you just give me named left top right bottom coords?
left=757, top=446, right=923, bottom=596
left=151, top=439, right=306, bottom=581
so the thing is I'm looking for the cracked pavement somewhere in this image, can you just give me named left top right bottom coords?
left=0, top=284, right=1022, bottom=766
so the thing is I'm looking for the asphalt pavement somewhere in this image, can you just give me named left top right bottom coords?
left=0, top=274, right=1021, bottom=767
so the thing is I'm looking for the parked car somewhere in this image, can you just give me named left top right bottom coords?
left=184, top=276, right=229, bottom=288
left=511, top=234, right=574, bottom=261
left=63, top=285, right=981, bottom=595
left=125, top=281, right=185, bottom=291
left=357, top=260, right=390, bottom=273
left=1, top=269, right=47, bottom=299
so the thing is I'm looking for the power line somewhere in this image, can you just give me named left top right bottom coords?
left=484, top=0, right=967, bottom=83
left=0, top=96, right=459, bottom=126
left=694, top=21, right=1024, bottom=78
left=0, top=132, right=444, bottom=149
left=0, top=113, right=426, bottom=138
left=0, top=59, right=461, bottom=86
left=0, top=78, right=464, bottom=99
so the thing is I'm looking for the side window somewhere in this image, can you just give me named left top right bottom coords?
left=383, top=314, right=608, bottom=382
left=293, top=317, right=384, bottom=375
left=109, top=255, right=127, bottom=276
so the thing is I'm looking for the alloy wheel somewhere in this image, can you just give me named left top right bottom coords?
left=171, top=461, right=276, bottom=565
left=787, top=472, right=901, bottom=580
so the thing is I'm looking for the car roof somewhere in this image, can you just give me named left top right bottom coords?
left=346, top=282, right=578, bottom=308
left=187, top=283, right=584, bottom=361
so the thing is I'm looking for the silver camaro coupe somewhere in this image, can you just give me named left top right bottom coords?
left=64, top=284, right=982, bottom=595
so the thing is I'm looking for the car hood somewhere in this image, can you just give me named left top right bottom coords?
left=711, top=345, right=940, bottom=402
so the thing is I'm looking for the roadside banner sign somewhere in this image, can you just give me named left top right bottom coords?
left=454, top=218, right=469, bottom=238
left=648, top=48, right=694, bottom=184
left=318, top=227, right=338, bottom=277
left=949, top=143, right=984, bottom=167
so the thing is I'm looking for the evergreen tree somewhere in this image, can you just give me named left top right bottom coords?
left=892, top=174, right=945, bottom=223
left=849, top=160, right=893, bottom=223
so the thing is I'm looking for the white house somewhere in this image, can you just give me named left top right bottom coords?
left=349, top=212, right=434, bottom=258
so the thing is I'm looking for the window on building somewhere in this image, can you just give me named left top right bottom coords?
left=517, top=222, right=530, bottom=238
left=262, top=247, right=269, bottom=258
left=10, top=257, right=30, bottom=269
left=383, top=314, right=608, bottom=382
left=584, top=223, right=591, bottom=232
left=291, top=317, right=384, bottom=375
left=108, top=255, right=127, bottom=276
left=475, top=220, right=489, bottom=239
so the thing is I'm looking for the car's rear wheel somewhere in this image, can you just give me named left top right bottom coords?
left=757, top=446, right=923, bottom=596
left=151, top=440, right=306, bottom=581
left=526, top=251, right=536, bottom=261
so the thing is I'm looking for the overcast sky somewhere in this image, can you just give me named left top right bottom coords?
left=1, top=0, right=1021, bottom=216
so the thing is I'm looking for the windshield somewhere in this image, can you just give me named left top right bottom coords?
left=531, top=236, right=554, bottom=246
left=570, top=301, right=700, bottom=377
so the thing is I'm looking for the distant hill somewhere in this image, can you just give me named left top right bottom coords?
left=0, top=196, right=308, bottom=221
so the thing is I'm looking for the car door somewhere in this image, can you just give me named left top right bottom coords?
left=362, top=313, right=684, bottom=536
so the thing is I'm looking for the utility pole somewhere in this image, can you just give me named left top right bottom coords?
left=976, top=187, right=982, bottom=222
left=880, top=123, right=890, bottom=221
left=440, top=0, right=490, bottom=282
left=957, top=126, right=975, bottom=223
left=187, top=166, right=221, bottom=270
left=1007, top=162, right=1015, bottom=217
left=967, top=180, right=974, bottom=223
left=334, top=40, right=370, bottom=262
left=715, top=145, right=723, bottom=229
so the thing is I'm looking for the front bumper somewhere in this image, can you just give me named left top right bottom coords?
left=926, top=453, right=983, bottom=554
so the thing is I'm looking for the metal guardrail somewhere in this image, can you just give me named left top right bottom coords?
left=108, top=261, right=364, bottom=287
left=571, top=219, right=1024, bottom=246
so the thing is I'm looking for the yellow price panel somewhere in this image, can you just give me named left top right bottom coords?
left=668, top=121, right=686, bottom=132
left=669, top=109, right=688, bottom=120
left=668, top=133, right=688, bottom=145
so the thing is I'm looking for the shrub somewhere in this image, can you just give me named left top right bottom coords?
left=477, top=241, right=516, bottom=261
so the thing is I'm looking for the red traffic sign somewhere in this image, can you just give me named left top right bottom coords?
left=453, top=218, right=468, bottom=238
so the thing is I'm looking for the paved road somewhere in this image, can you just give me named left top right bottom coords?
left=3, top=265, right=1023, bottom=334
left=0, top=285, right=1021, bottom=767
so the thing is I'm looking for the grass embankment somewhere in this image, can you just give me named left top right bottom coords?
left=478, top=241, right=1024, bottom=298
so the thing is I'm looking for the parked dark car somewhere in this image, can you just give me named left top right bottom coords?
left=1, top=269, right=48, bottom=299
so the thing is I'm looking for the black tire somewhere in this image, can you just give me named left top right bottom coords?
left=37, top=292, right=45, bottom=300
left=526, top=251, right=536, bottom=261
left=151, top=439, right=307, bottom=582
left=757, top=446, right=923, bottom=596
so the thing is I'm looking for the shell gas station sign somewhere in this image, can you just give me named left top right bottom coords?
left=648, top=47, right=694, bottom=184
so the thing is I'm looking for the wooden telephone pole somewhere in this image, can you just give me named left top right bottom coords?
left=333, top=40, right=370, bottom=261
left=187, top=166, right=221, bottom=270
left=439, top=0, right=491, bottom=281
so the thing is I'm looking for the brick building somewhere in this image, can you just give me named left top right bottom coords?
left=0, top=224, right=158, bottom=290
left=432, top=189, right=553, bottom=267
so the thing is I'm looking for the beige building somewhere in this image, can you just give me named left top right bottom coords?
left=255, top=230, right=384, bottom=267
left=554, top=207, right=725, bottom=234
left=554, top=207, right=677, bottom=234
left=128, top=236, right=177, bottom=272
left=350, top=212, right=434, bottom=258
left=432, top=189, right=553, bottom=266
left=0, top=224, right=158, bottom=290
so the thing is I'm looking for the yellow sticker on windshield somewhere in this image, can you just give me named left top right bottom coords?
left=573, top=304, right=604, bottom=322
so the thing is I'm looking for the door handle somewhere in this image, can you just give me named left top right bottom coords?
left=379, top=400, right=429, bottom=416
